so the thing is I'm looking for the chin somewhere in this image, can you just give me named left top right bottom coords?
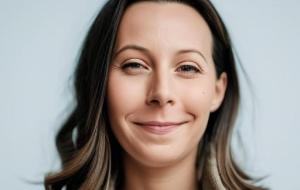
left=129, top=144, right=189, bottom=168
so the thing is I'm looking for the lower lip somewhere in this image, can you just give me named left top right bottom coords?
left=135, top=124, right=181, bottom=135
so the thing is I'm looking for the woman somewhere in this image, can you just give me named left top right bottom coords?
left=45, top=0, right=267, bottom=189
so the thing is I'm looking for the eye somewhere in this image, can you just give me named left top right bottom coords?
left=177, top=64, right=201, bottom=74
left=122, top=62, right=146, bottom=69
left=121, top=61, right=147, bottom=75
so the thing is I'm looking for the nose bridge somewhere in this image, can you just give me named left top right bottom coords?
left=146, top=62, right=175, bottom=106
left=154, top=68, right=171, bottom=92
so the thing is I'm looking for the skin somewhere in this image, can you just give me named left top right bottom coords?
left=106, top=2, right=227, bottom=190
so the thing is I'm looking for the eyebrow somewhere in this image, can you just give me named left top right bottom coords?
left=113, top=44, right=207, bottom=63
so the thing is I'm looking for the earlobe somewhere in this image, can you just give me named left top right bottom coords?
left=210, top=72, right=228, bottom=112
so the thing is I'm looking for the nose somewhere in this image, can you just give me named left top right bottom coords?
left=146, top=71, right=175, bottom=107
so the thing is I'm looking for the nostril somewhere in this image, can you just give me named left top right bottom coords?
left=146, top=89, right=176, bottom=106
left=147, top=99, right=174, bottom=107
left=150, top=99, right=160, bottom=104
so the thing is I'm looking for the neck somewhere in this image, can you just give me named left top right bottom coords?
left=122, top=150, right=199, bottom=190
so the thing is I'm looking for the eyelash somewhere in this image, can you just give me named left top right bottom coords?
left=121, top=62, right=201, bottom=74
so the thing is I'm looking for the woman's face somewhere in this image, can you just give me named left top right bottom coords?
left=107, top=2, right=227, bottom=167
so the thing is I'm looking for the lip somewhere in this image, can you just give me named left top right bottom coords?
left=134, top=121, right=186, bottom=126
left=133, top=121, right=187, bottom=135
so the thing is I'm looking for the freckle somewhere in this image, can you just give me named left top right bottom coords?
left=201, top=91, right=206, bottom=95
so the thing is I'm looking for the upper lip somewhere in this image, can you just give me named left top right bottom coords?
left=133, top=121, right=187, bottom=126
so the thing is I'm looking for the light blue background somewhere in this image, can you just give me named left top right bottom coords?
left=0, top=0, right=299, bottom=189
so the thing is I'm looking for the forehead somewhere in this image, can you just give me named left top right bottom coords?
left=115, top=1, right=213, bottom=56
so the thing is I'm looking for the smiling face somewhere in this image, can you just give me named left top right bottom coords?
left=106, top=2, right=227, bottom=168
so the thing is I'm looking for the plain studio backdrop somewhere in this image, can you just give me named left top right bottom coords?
left=0, top=0, right=299, bottom=189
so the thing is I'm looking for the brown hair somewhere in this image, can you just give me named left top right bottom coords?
left=44, top=0, right=267, bottom=189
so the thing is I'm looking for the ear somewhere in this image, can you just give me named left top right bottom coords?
left=210, top=72, right=228, bottom=112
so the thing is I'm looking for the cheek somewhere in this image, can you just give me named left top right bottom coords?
left=178, top=78, right=215, bottom=141
left=178, top=78, right=215, bottom=117
left=106, top=72, right=145, bottom=125
left=171, top=81, right=214, bottom=162
left=106, top=73, right=149, bottom=157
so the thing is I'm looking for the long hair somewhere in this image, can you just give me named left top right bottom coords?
left=44, top=0, right=267, bottom=189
